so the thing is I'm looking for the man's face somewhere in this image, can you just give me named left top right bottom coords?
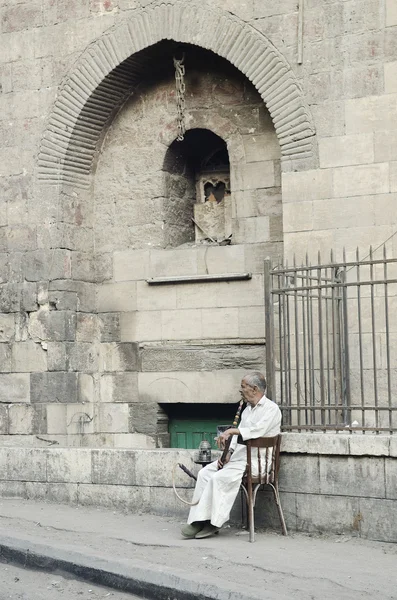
left=240, top=379, right=257, bottom=405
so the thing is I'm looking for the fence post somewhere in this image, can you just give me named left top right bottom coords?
left=264, top=259, right=276, bottom=400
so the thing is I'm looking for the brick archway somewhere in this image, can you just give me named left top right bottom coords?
left=37, top=0, right=316, bottom=189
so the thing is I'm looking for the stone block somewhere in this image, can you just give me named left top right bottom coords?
left=0, top=343, right=11, bottom=372
left=7, top=448, right=47, bottom=482
left=319, top=134, right=374, bottom=169
left=149, top=248, right=199, bottom=279
left=296, top=493, right=360, bottom=535
left=49, top=280, right=96, bottom=313
left=348, top=435, right=390, bottom=457
left=0, top=283, right=20, bottom=312
left=114, top=249, right=150, bottom=282
left=282, top=170, right=333, bottom=202
left=343, top=65, right=383, bottom=99
left=99, top=342, right=138, bottom=372
left=279, top=455, right=320, bottom=493
left=136, top=280, right=177, bottom=312
left=345, top=95, right=397, bottom=134
left=30, top=372, right=78, bottom=404
left=359, top=498, right=397, bottom=542
left=112, top=433, right=156, bottom=449
left=134, top=449, right=189, bottom=487
left=390, top=436, right=397, bottom=457
left=0, top=374, right=30, bottom=403
left=281, top=433, right=349, bottom=455
left=128, top=402, right=164, bottom=436
left=47, top=448, right=92, bottom=483
left=99, top=313, right=120, bottom=342
left=242, top=132, right=280, bottom=162
left=46, top=404, right=67, bottom=435
left=319, top=456, right=385, bottom=498
left=161, top=309, right=202, bottom=340
left=234, top=216, right=270, bottom=244
left=120, top=311, right=162, bottom=342
left=283, top=201, right=313, bottom=233
left=238, top=306, right=265, bottom=339
left=48, top=291, right=78, bottom=311
left=385, top=458, right=397, bottom=499
left=140, top=344, right=265, bottom=373
left=11, top=341, right=47, bottom=372
left=0, top=405, right=8, bottom=434
left=0, top=481, right=26, bottom=498
left=232, top=161, right=275, bottom=192
left=23, top=249, right=71, bottom=281
left=78, top=374, right=94, bottom=403
left=201, top=307, right=239, bottom=339
left=391, top=161, right=397, bottom=193
left=8, top=403, right=47, bottom=435
left=374, top=130, right=397, bottom=162
left=1, top=2, right=43, bottom=33
left=92, top=449, right=137, bottom=485
left=21, top=282, right=38, bottom=312
left=385, top=61, right=397, bottom=94
left=78, top=483, right=149, bottom=512
left=99, top=373, right=138, bottom=403
left=386, top=0, right=397, bottom=26
left=6, top=226, right=37, bottom=251
left=139, top=369, right=246, bottom=404
left=76, top=314, right=101, bottom=342
left=97, top=404, right=129, bottom=433
left=46, top=483, right=78, bottom=505
left=244, top=242, right=283, bottom=273
left=97, top=282, right=137, bottom=312
left=312, top=196, right=375, bottom=230
left=333, top=163, right=389, bottom=198
left=28, top=309, right=76, bottom=342
left=66, top=404, right=95, bottom=435
left=68, top=343, right=99, bottom=373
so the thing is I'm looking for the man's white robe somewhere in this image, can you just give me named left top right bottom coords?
left=188, top=395, right=281, bottom=528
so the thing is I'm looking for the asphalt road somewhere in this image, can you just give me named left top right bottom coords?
left=0, top=562, right=143, bottom=600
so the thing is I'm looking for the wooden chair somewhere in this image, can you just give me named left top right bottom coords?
left=240, top=434, right=287, bottom=542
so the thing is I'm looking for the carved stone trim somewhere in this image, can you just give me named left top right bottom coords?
left=37, top=0, right=316, bottom=188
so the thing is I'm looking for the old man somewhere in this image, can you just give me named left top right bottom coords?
left=181, top=371, right=281, bottom=539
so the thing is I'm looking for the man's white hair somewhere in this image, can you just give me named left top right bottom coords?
left=243, top=371, right=267, bottom=393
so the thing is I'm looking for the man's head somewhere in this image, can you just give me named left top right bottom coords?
left=240, top=372, right=267, bottom=406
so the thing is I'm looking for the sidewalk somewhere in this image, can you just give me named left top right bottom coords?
left=0, top=498, right=395, bottom=600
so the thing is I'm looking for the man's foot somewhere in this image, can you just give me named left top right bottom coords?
left=195, top=523, right=220, bottom=539
left=181, top=521, right=206, bottom=538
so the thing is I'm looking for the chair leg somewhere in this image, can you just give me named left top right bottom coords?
left=270, top=483, right=288, bottom=536
left=247, top=485, right=255, bottom=543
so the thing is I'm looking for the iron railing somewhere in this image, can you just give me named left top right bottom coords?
left=265, top=247, right=397, bottom=433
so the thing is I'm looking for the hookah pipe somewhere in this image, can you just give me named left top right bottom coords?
left=218, top=398, right=245, bottom=469
left=173, top=398, right=245, bottom=505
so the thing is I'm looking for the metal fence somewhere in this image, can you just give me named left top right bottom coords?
left=264, top=248, right=397, bottom=433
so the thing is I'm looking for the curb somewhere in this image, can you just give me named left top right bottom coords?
left=0, top=536, right=265, bottom=600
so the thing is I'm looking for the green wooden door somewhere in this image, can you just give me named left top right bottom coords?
left=169, top=419, right=221, bottom=449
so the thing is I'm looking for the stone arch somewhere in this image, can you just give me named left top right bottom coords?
left=37, top=0, right=316, bottom=189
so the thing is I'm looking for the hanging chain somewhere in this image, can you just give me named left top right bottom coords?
left=173, top=55, right=186, bottom=141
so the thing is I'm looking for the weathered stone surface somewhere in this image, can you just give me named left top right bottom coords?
left=359, top=497, right=397, bottom=542
left=295, top=493, right=361, bottom=535
left=0, top=343, right=11, bottom=372
left=92, top=449, right=137, bottom=485
left=8, top=403, right=47, bottom=435
left=23, top=249, right=71, bottom=281
left=99, top=313, right=120, bottom=342
left=0, top=373, right=30, bottom=403
left=30, top=372, right=78, bottom=404
left=48, top=280, right=95, bottom=313
left=11, top=341, right=47, bottom=372
left=28, top=309, right=76, bottom=342
left=47, top=448, right=92, bottom=484
left=97, top=403, right=129, bottom=433
left=100, top=373, right=138, bottom=403
left=279, top=455, right=320, bottom=494
left=7, top=448, right=47, bottom=482
left=141, top=344, right=265, bottom=372
left=319, top=456, right=386, bottom=498
left=129, top=402, right=167, bottom=436
left=0, top=405, right=8, bottom=434
left=97, top=282, right=137, bottom=312
left=99, top=342, right=139, bottom=372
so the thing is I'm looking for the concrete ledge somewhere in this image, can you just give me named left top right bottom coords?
left=0, top=535, right=263, bottom=600
left=281, top=433, right=394, bottom=457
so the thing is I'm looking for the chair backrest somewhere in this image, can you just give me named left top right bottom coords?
left=245, top=434, right=282, bottom=485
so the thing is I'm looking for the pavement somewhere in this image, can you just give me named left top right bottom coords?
left=0, top=498, right=396, bottom=600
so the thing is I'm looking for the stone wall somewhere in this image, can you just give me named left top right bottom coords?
left=0, top=0, right=396, bottom=452
left=0, top=434, right=395, bottom=543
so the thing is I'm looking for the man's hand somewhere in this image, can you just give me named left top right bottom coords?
left=216, top=428, right=239, bottom=450
left=217, top=452, right=232, bottom=469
